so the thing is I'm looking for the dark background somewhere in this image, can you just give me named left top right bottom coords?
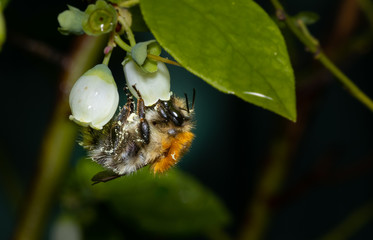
left=0, top=0, right=372, bottom=239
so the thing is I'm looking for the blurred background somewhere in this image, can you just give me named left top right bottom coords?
left=0, top=0, right=372, bottom=239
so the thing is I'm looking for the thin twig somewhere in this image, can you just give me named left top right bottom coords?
left=147, top=54, right=182, bottom=67
left=114, top=34, right=132, bottom=52
left=117, top=15, right=136, bottom=47
left=271, top=0, right=373, bottom=112
left=320, top=201, right=373, bottom=240
left=118, top=0, right=139, bottom=8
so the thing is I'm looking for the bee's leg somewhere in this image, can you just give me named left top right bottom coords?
left=118, top=86, right=135, bottom=121
left=132, top=85, right=150, bottom=144
left=111, top=86, right=135, bottom=148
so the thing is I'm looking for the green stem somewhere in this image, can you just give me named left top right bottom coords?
left=117, top=16, right=136, bottom=47
left=147, top=54, right=182, bottom=67
left=102, top=32, right=115, bottom=65
left=320, top=201, right=373, bottom=240
left=318, top=53, right=373, bottom=110
left=271, top=0, right=373, bottom=112
left=102, top=49, right=112, bottom=65
left=296, top=19, right=319, bottom=46
left=13, top=35, right=107, bottom=240
left=118, top=0, right=140, bottom=8
left=114, top=34, right=132, bottom=52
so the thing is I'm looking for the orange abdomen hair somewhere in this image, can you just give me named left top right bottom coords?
left=152, top=131, right=194, bottom=173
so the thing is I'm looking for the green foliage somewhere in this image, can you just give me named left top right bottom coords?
left=55, top=0, right=298, bottom=120
left=64, top=159, right=231, bottom=236
left=140, top=0, right=296, bottom=121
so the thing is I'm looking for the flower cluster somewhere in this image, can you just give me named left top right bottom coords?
left=60, top=1, right=174, bottom=129
left=59, top=1, right=196, bottom=184
left=69, top=59, right=171, bottom=129
left=58, top=0, right=117, bottom=36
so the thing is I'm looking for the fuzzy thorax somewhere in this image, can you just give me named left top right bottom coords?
left=152, top=131, right=194, bottom=173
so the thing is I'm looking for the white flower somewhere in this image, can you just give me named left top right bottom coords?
left=124, top=60, right=171, bottom=106
left=69, top=64, right=119, bottom=130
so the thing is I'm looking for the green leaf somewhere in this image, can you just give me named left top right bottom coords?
left=140, top=0, right=296, bottom=121
left=75, top=159, right=231, bottom=235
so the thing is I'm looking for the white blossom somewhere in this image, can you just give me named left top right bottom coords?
left=69, top=64, right=119, bottom=129
left=124, top=60, right=171, bottom=106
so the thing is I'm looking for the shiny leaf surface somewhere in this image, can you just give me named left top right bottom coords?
left=140, top=0, right=296, bottom=121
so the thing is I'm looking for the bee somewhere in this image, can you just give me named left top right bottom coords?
left=80, top=86, right=195, bottom=184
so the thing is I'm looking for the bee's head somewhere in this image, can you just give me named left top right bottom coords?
left=155, top=89, right=195, bottom=127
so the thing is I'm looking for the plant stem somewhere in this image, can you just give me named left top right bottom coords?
left=102, top=49, right=112, bottom=65
left=317, top=53, right=373, bottom=110
left=117, top=15, right=136, bottom=47
left=114, top=34, right=132, bottom=52
left=118, top=0, right=139, bottom=8
left=147, top=54, right=182, bottom=67
left=271, top=0, right=373, bottom=112
left=12, top=35, right=107, bottom=240
left=102, top=33, right=115, bottom=65
left=320, top=201, right=373, bottom=240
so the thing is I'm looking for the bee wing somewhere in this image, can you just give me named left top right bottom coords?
left=91, top=170, right=123, bottom=185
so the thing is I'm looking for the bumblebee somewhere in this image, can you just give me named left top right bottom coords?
left=80, top=86, right=195, bottom=184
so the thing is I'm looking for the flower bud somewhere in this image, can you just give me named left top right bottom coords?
left=82, top=0, right=117, bottom=36
left=124, top=60, right=171, bottom=106
left=69, top=64, right=119, bottom=130
left=131, top=40, right=162, bottom=73
left=57, top=5, right=85, bottom=35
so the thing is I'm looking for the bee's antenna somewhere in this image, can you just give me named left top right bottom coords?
left=184, top=93, right=190, bottom=113
left=191, top=88, right=196, bottom=109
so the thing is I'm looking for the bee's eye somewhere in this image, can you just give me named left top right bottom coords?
left=157, top=100, right=185, bottom=126
left=169, top=107, right=184, bottom=126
